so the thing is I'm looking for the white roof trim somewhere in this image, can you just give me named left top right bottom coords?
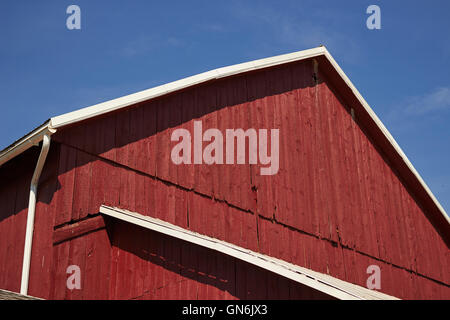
left=100, top=205, right=399, bottom=300
left=322, top=50, right=450, bottom=224
left=49, top=47, right=325, bottom=129
left=0, top=123, right=55, bottom=167
left=0, top=46, right=447, bottom=224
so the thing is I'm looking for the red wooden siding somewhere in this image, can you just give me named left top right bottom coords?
left=0, top=150, right=37, bottom=293
left=108, top=220, right=332, bottom=300
left=0, top=58, right=448, bottom=299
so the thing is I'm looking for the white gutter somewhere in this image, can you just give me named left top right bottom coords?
left=20, top=131, right=55, bottom=295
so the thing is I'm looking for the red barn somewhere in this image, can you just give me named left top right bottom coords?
left=0, top=46, right=448, bottom=300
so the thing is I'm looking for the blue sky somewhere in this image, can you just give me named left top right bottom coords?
left=1, top=1, right=449, bottom=213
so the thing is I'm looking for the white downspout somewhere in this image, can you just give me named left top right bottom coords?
left=20, top=132, right=53, bottom=295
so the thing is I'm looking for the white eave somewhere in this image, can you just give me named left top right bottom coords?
left=0, top=122, right=55, bottom=167
left=100, top=205, right=399, bottom=300
left=48, top=47, right=325, bottom=128
left=0, top=46, right=448, bottom=224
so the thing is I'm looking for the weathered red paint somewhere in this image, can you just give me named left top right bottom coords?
left=0, top=58, right=448, bottom=299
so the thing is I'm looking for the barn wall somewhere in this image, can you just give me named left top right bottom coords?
left=0, top=149, right=38, bottom=292
left=0, top=57, right=448, bottom=299
left=26, top=144, right=447, bottom=299
left=50, top=58, right=449, bottom=299
left=48, top=227, right=111, bottom=300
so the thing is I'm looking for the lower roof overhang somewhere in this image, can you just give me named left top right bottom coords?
left=100, top=205, right=399, bottom=300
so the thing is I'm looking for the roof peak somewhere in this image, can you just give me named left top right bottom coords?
left=0, top=46, right=448, bottom=225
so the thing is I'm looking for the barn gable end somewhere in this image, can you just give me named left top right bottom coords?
left=0, top=47, right=448, bottom=299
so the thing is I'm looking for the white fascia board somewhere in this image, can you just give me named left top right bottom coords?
left=0, top=122, right=55, bottom=167
left=100, top=205, right=399, bottom=300
left=49, top=47, right=326, bottom=129
left=321, top=48, right=450, bottom=224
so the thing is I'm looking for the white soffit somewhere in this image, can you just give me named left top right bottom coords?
left=100, top=205, right=399, bottom=300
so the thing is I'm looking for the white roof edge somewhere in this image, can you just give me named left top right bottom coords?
left=0, top=122, right=55, bottom=168
left=100, top=205, right=399, bottom=300
left=48, top=47, right=326, bottom=129
left=321, top=49, right=450, bottom=224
